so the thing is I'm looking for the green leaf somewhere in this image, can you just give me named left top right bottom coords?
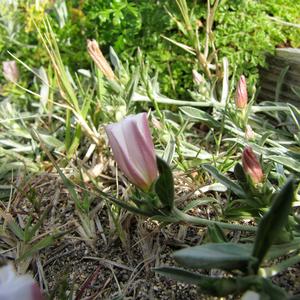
left=268, top=156, right=300, bottom=173
left=194, top=276, right=257, bottom=297
left=259, top=131, right=274, bottom=147
left=259, top=278, right=288, bottom=300
left=234, top=163, right=247, bottom=183
left=207, top=224, right=227, bottom=243
left=180, top=106, right=221, bottom=128
left=202, top=164, right=246, bottom=198
left=162, top=137, right=176, bottom=165
left=266, top=238, right=300, bottom=260
left=155, top=267, right=207, bottom=285
left=156, top=267, right=244, bottom=295
left=156, top=267, right=288, bottom=298
left=109, top=46, right=122, bottom=72
left=275, top=65, right=289, bottom=102
left=220, top=57, right=229, bottom=105
left=155, top=156, right=174, bottom=211
left=17, top=235, right=55, bottom=262
left=182, top=197, right=218, bottom=213
left=125, top=67, right=140, bottom=106
left=6, top=216, right=25, bottom=241
left=90, top=178, right=154, bottom=217
left=173, top=243, right=254, bottom=270
left=26, top=206, right=51, bottom=242
left=39, top=133, right=64, bottom=149
left=252, top=178, right=295, bottom=272
left=104, top=191, right=154, bottom=217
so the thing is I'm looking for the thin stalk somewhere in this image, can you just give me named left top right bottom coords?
left=171, top=207, right=257, bottom=232
left=144, top=80, right=164, bottom=121
left=132, top=94, right=221, bottom=107
left=216, top=91, right=230, bottom=155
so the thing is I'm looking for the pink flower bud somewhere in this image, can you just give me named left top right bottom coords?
left=105, top=113, right=158, bottom=190
left=87, top=39, right=115, bottom=80
left=235, top=75, right=248, bottom=109
left=0, top=265, right=44, bottom=300
left=2, top=60, right=19, bottom=83
left=242, top=147, right=264, bottom=184
left=245, top=125, right=255, bottom=140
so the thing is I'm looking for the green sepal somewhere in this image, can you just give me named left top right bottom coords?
left=154, top=156, right=174, bottom=212
left=234, top=162, right=247, bottom=184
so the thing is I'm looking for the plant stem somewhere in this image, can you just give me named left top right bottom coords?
left=172, top=207, right=257, bottom=232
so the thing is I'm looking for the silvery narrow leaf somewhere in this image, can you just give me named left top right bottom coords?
left=220, top=57, right=229, bottom=105
left=109, top=46, right=121, bottom=72
left=78, top=69, right=91, bottom=78
left=38, top=67, right=49, bottom=112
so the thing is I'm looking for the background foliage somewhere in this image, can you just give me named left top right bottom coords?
left=1, top=0, right=300, bottom=97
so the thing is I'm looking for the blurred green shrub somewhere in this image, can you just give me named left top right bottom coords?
left=214, top=0, right=300, bottom=85
left=0, top=0, right=299, bottom=97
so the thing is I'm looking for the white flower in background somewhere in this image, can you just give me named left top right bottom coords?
left=2, top=60, right=19, bottom=83
left=0, top=264, right=44, bottom=300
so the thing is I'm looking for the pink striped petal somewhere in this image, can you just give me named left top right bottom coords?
left=105, top=113, right=158, bottom=190
left=242, top=147, right=264, bottom=184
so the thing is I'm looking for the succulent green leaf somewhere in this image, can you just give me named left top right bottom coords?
left=252, top=178, right=295, bottom=271
left=155, top=267, right=207, bottom=285
left=174, top=243, right=254, bottom=270
left=156, top=268, right=287, bottom=298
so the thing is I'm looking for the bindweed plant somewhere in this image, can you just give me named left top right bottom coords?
left=155, top=178, right=299, bottom=299
left=96, top=112, right=256, bottom=232
left=96, top=108, right=300, bottom=298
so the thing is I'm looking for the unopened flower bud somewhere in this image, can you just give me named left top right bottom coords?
left=235, top=75, right=248, bottom=109
left=245, top=125, right=255, bottom=140
left=106, top=113, right=158, bottom=191
left=2, top=60, right=19, bottom=83
left=87, top=39, right=115, bottom=80
left=242, top=147, right=264, bottom=184
left=192, top=69, right=204, bottom=85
